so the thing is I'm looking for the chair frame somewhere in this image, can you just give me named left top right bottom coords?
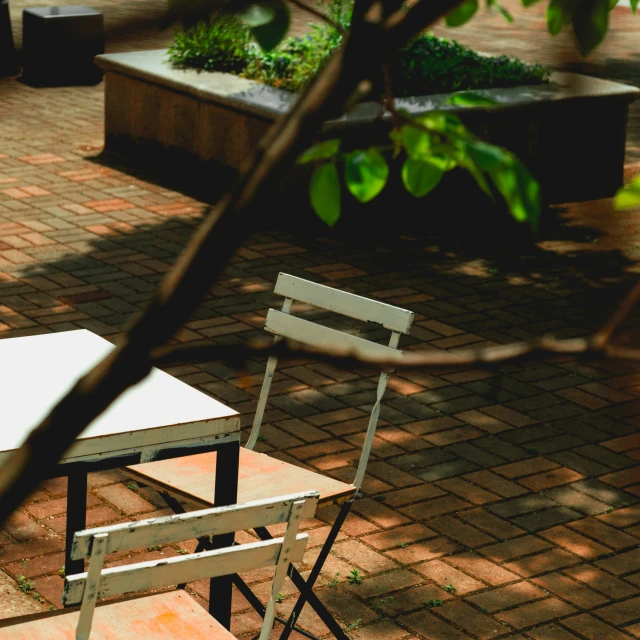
left=0, top=492, right=318, bottom=640
left=149, top=273, right=414, bottom=640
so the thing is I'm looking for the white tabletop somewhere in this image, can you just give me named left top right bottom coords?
left=0, top=330, right=239, bottom=466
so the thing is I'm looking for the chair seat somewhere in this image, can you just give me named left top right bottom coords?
left=0, top=591, right=232, bottom=639
left=126, top=448, right=356, bottom=508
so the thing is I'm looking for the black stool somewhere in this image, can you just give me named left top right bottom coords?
left=22, top=6, right=104, bottom=85
left=0, top=0, right=17, bottom=76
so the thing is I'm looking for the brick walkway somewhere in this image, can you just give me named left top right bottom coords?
left=0, top=1, right=639, bottom=639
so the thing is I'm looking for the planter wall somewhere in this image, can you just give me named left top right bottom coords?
left=96, top=50, right=639, bottom=206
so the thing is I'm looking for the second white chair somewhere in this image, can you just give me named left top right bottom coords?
left=0, top=491, right=319, bottom=640
left=125, top=273, right=415, bottom=640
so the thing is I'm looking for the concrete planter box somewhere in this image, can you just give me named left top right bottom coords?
left=96, top=49, right=639, bottom=208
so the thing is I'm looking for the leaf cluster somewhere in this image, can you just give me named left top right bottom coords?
left=298, top=104, right=540, bottom=231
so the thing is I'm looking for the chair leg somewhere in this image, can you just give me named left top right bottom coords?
left=159, top=492, right=187, bottom=514
left=255, top=501, right=353, bottom=640
left=234, top=575, right=327, bottom=640
left=157, top=484, right=350, bottom=638
left=233, top=574, right=266, bottom=616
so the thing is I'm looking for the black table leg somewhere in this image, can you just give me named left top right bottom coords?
left=209, top=440, right=240, bottom=628
left=64, top=470, right=87, bottom=591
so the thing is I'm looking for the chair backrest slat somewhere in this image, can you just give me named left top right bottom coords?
left=274, top=273, right=414, bottom=334
left=71, top=491, right=319, bottom=561
left=63, top=490, right=318, bottom=640
left=64, top=535, right=308, bottom=606
left=264, top=309, right=403, bottom=363
left=247, top=275, right=413, bottom=483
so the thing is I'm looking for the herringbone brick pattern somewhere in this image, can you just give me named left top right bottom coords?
left=1, top=1, right=639, bottom=638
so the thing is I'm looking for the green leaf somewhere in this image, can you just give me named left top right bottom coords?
left=415, top=112, right=466, bottom=136
left=496, top=4, right=515, bottom=21
left=466, top=162, right=493, bottom=197
left=456, top=149, right=493, bottom=196
left=446, top=91, right=499, bottom=107
left=547, top=0, right=578, bottom=35
left=445, top=0, right=478, bottom=26
left=344, top=149, right=389, bottom=203
left=237, top=2, right=275, bottom=26
left=608, top=0, right=618, bottom=9
left=520, top=0, right=543, bottom=6
left=402, top=158, right=445, bottom=197
left=310, top=163, right=341, bottom=227
left=250, top=0, right=290, bottom=51
left=494, top=162, right=540, bottom=229
left=631, top=0, right=638, bottom=14
left=427, top=152, right=458, bottom=172
left=572, top=0, right=609, bottom=55
left=466, top=141, right=540, bottom=228
left=400, top=125, right=431, bottom=158
left=614, top=176, right=640, bottom=210
left=466, top=140, right=511, bottom=171
left=297, top=139, right=341, bottom=164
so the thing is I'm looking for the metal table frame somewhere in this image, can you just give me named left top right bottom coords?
left=0, top=330, right=240, bottom=629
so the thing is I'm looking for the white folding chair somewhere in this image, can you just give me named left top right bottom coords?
left=125, top=273, right=414, bottom=640
left=0, top=491, right=319, bottom=640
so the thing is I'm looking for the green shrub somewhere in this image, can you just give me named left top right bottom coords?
left=168, top=1, right=548, bottom=95
left=168, top=14, right=251, bottom=73
left=390, top=36, right=548, bottom=97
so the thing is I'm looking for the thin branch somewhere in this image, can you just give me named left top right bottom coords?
left=592, top=281, right=640, bottom=349
left=287, top=0, right=345, bottom=32
left=150, top=329, right=640, bottom=373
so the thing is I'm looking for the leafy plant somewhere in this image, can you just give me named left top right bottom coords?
left=371, top=597, right=392, bottom=611
left=17, top=575, right=34, bottom=594
left=347, top=568, right=363, bottom=585
left=169, top=0, right=548, bottom=95
left=325, top=572, right=340, bottom=588
left=276, top=592, right=284, bottom=603
left=424, top=598, right=444, bottom=608
left=444, top=583, right=457, bottom=593
left=343, top=618, right=362, bottom=634
left=168, top=13, right=251, bottom=73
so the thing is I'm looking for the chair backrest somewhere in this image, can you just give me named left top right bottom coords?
left=64, top=491, right=319, bottom=640
left=246, top=273, right=414, bottom=491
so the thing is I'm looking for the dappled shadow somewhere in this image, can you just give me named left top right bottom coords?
left=14, top=154, right=640, bottom=350
left=9, top=185, right=640, bottom=636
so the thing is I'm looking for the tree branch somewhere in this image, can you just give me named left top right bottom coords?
left=149, top=323, right=640, bottom=372
left=591, top=281, right=640, bottom=349
left=287, top=0, right=345, bottom=32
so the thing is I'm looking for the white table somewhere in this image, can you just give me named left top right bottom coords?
left=0, top=329, right=240, bottom=626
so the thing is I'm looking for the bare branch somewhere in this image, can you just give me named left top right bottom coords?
left=150, top=329, right=640, bottom=373
left=592, top=281, right=640, bottom=349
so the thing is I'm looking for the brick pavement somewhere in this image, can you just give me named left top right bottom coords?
left=1, top=0, right=640, bottom=638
